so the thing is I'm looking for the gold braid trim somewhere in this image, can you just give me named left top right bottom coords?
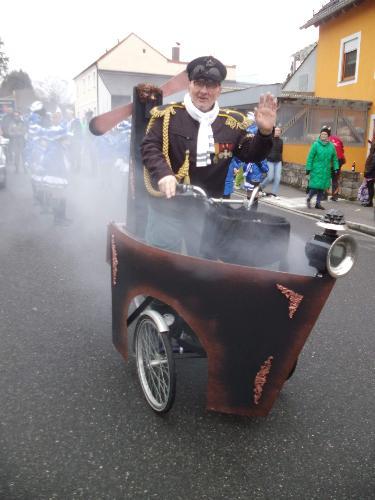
left=219, top=109, right=250, bottom=131
left=149, top=103, right=184, bottom=118
left=175, top=150, right=190, bottom=184
left=144, top=168, right=164, bottom=197
left=162, top=106, right=175, bottom=168
left=145, top=115, right=156, bottom=134
left=150, top=108, right=166, bottom=118
left=222, top=108, right=246, bottom=118
left=144, top=104, right=190, bottom=196
left=223, top=115, right=249, bottom=130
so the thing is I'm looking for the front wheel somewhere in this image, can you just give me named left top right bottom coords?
left=287, top=359, right=298, bottom=380
left=135, top=313, right=176, bottom=413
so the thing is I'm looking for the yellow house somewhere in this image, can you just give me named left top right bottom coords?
left=282, top=0, right=374, bottom=173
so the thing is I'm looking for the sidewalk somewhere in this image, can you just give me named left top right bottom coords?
left=239, top=184, right=375, bottom=237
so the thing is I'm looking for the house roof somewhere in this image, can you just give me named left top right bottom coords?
left=217, top=83, right=283, bottom=108
left=74, top=32, right=236, bottom=80
left=74, top=33, right=187, bottom=80
left=282, top=43, right=317, bottom=88
left=98, top=70, right=249, bottom=99
left=98, top=70, right=172, bottom=96
left=301, top=0, right=366, bottom=29
left=279, top=92, right=371, bottom=110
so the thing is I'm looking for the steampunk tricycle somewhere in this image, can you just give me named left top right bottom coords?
left=91, top=77, right=357, bottom=417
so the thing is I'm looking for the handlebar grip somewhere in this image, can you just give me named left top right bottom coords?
left=176, top=183, right=189, bottom=194
left=175, top=183, right=208, bottom=199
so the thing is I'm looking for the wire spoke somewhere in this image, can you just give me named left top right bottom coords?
left=136, top=318, right=172, bottom=409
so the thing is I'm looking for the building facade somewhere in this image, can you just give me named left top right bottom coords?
left=282, top=0, right=375, bottom=172
left=74, top=33, right=238, bottom=120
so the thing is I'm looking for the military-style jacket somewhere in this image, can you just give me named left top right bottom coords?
left=141, top=103, right=273, bottom=198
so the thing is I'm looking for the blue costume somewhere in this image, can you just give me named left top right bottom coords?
left=224, top=118, right=268, bottom=196
left=243, top=160, right=269, bottom=189
left=223, top=156, right=243, bottom=196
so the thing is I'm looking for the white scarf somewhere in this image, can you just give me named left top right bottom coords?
left=183, top=93, right=219, bottom=167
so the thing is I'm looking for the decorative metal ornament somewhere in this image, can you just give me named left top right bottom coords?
left=276, top=284, right=304, bottom=319
left=111, top=234, right=119, bottom=286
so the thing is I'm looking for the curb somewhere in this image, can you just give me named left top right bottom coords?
left=345, top=221, right=375, bottom=237
left=234, top=192, right=375, bottom=237
left=262, top=200, right=375, bottom=237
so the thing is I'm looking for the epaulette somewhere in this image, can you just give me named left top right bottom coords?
left=149, top=103, right=184, bottom=118
left=219, top=108, right=251, bottom=130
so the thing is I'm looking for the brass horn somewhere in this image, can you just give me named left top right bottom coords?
left=305, top=210, right=357, bottom=278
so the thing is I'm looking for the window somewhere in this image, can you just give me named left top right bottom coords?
left=307, top=108, right=335, bottom=143
left=277, top=105, right=306, bottom=143
left=277, top=102, right=367, bottom=146
left=342, top=44, right=356, bottom=80
left=338, top=32, right=361, bottom=86
left=337, top=109, right=366, bottom=145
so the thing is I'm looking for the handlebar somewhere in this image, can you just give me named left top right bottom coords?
left=175, top=183, right=259, bottom=210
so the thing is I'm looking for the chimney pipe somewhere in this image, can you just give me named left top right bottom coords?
left=172, top=46, right=180, bottom=62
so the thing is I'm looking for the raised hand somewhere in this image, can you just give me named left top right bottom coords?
left=254, top=93, right=278, bottom=135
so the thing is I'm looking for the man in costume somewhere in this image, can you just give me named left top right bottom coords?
left=141, top=55, right=277, bottom=254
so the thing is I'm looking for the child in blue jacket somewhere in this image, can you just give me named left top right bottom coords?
left=243, top=160, right=269, bottom=199
left=223, top=112, right=268, bottom=199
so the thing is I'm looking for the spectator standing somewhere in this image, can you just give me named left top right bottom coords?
left=363, top=137, right=375, bottom=207
left=260, top=126, right=283, bottom=198
left=83, top=110, right=98, bottom=176
left=0, top=106, right=13, bottom=139
left=306, top=126, right=339, bottom=210
left=0, top=108, right=12, bottom=168
left=328, top=130, right=346, bottom=201
left=66, top=109, right=83, bottom=173
left=8, top=111, right=27, bottom=172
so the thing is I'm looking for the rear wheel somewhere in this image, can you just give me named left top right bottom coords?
left=135, top=314, right=176, bottom=413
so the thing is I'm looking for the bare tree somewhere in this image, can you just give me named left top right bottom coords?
left=0, top=38, right=9, bottom=82
left=33, top=77, right=74, bottom=111
left=0, top=69, right=35, bottom=112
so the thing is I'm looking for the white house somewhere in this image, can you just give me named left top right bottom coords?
left=74, top=33, right=240, bottom=119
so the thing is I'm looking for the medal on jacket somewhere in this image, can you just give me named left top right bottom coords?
left=214, top=143, right=234, bottom=163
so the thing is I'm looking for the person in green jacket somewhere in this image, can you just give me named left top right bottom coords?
left=306, top=126, right=339, bottom=209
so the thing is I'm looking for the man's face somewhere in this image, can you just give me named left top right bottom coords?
left=188, top=79, right=221, bottom=112
left=320, top=131, right=329, bottom=142
left=274, top=127, right=281, bottom=137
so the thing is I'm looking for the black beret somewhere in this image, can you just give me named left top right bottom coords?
left=186, top=56, right=227, bottom=83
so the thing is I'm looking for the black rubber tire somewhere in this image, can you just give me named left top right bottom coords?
left=135, top=314, right=176, bottom=413
left=287, top=359, right=298, bottom=380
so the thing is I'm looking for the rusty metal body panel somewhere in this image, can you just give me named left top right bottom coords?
left=109, top=223, right=335, bottom=417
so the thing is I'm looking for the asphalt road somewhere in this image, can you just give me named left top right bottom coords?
left=1, top=171, right=374, bottom=500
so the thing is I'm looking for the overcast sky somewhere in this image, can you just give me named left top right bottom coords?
left=1, top=0, right=323, bottom=85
